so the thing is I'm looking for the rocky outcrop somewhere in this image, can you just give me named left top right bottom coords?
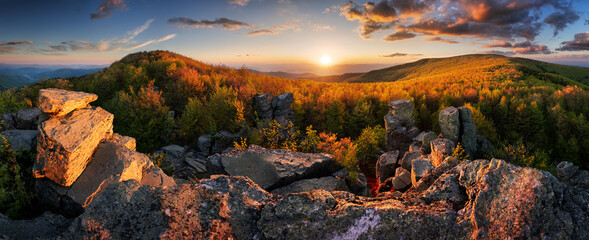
left=0, top=129, right=37, bottom=151
left=0, top=212, right=71, bottom=239
left=38, top=88, right=98, bottom=117
left=33, top=106, right=114, bottom=186
left=271, top=176, right=348, bottom=195
left=439, top=106, right=479, bottom=156
left=212, top=145, right=337, bottom=190
left=384, top=99, right=419, bottom=155
left=430, top=138, right=456, bottom=167
left=375, top=150, right=399, bottom=184
left=439, top=106, right=460, bottom=142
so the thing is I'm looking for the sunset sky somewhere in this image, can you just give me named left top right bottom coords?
left=1, top=0, right=588, bottom=74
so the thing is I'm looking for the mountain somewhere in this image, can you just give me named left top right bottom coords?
left=246, top=69, right=319, bottom=79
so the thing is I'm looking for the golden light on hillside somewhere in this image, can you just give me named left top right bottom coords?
left=319, top=55, right=333, bottom=67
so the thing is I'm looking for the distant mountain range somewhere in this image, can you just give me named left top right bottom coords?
left=0, top=65, right=105, bottom=90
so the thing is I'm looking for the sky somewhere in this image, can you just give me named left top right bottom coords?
left=1, top=0, right=588, bottom=74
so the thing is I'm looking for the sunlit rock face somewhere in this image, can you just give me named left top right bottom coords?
left=38, top=88, right=98, bottom=117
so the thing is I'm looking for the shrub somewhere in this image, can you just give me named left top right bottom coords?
left=0, top=135, right=35, bottom=219
left=318, top=132, right=359, bottom=180
left=300, top=125, right=320, bottom=153
left=148, top=153, right=175, bottom=176
left=452, top=143, right=470, bottom=161
left=355, top=125, right=386, bottom=163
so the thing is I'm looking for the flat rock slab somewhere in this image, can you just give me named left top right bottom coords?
left=1, top=130, right=37, bottom=151
left=215, top=145, right=335, bottom=190
left=34, top=106, right=114, bottom=186
left=271, top=176, right=349, bottom=195
left=38, top=88, right=98, bottom=117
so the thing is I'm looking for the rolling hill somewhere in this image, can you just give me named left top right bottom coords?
left=0, top=66, right=103, bottom=91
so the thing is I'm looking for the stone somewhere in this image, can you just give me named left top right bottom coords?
left=384, top=113, right=400, bottom=135
left=461, top=122, right=477, bottom=155
left=16, top=108, right=42, bottom=130
left=400, top=151, right=420, bottom=172
left=439, top=107, right=460, bottom=142
left=0, top=129, right=37, bottom=151
left=569, top=170, right=589, bottom=189
left=0, top=212, right=70, bottom=239
left=376, top=150, right=399, bottom=184
left=110, top=133, right=136, bottom=151
left=392, top=167, right=412, bottom=191
left=411, top=158, right=435, bottom=186
left=140, top=165, right=176, bottom=188
left=197, top=134, right=212, bottom=155
left=253, top=93, right=273, bottom=121
left=161, top=144, right=185, bottom=159
left=1, top=112, right=16, bottom=130
left=406, top=126, right=420, bottom=138
left=211, top=130, right=240, bottom=154
left=477, top=135, right=494, bottom=155
left=273, top=93, right=294, bottom=110
left=332, top=168, right=371, bottom=197
left=388, top=99, right=414, bottom=126
left=218, top=145, right=335, bottom=189
left=457, top=106, right=473, bottom=123
left=421, top=131, right=438, bottom=153
left=271, top=176, right=349, bottom=195
left=273, top=93, right=295, bottom=128
left=185, top=157, right=207, bottom=173
left=557, top=161, right=578, bottom=181
left=430, top=138, right=455, bottom=167
left=34, top=106, right=114, bottom=186
left=38, top=88, right=98, bottom=117
left=409, top=142, right=421, bottom=153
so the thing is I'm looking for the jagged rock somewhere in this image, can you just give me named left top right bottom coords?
left=0, top=129, right=37, bottom=151
left=1, top=112, right=16, bottom=130
left=457, top=106, right=472, bottom=123
left=185, top=157, right=207, bottom=173
left=392, top=167, right=412, bottom=191
left=68, top=176, right=272, bottom=239
left=271, top=176, right=348, bottom=195
left=407, top=126, right=420, bottom=138
left=569, top=170, right=589, bottom=189
left=411, top=158, right=435, bottom=186
left=400, top=151, right=420, bottom=172
left=388, top=99, right=414, bottom=126
left=140, top=165, right=176, bottom=188
left=461, top=122, right=477, bottom=155
left=477, top=135, right=494, bottom=155
left=439, top=107, right=460, bottom=142
left=253, top=93, right=273, bottom=121
left=211, top=130, right=241, bottom=154
left=384, top=113, right=400, bottom=134
left=35, top=140, right=152, bottom=217
left=430, top=138, right=455, bottom=167
left=273, top=93, right=295, bottom=127
left=557, top=161, right=579, bottom=181
left=109, top=133, right=136, bottom=151
left=0, top=212, right=71, bottom=239
left=161, top=144, right=185, bottom=159
left=38, top=88, right=98, bottom=117
left=16, top=108, right=42, bottom=130
left=333, top=168, right=371, bottom=197
left=409, top=142, right=421, bottom=153
left=34, top=106, right=114, bottom=186
left=197, top=134, right=212, bottom=155
left=376, top=150, right=399, bottom=184
left=403, top=156, right=462, bottom=201
left=216, top=145, right=335, bottom=190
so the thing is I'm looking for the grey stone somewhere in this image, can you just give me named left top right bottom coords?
left=161, top=144, right=185, bottom=159
left=457, top=106, right=473, bottom=123
left=376, top=150, right=399, bottom=184
left=439, top=107, right=460, bottom=142
left=1, top=112, right=16, bottom=130
left=185, top=157, right=207, bottom=172
left=388, top=99, right=414, bottom=126
left=407, top=126, right=420, bottom=138
left=211, top=130, right=240, bottom=154
left=253, top=93, right=273, bottom=121
left=430, top=138, right=455, bottom=167
left=461, top=122, right=477, bottom=156
left=16, top=108, right=42, bottom=130
left=384, top=113, right=400, bottom=135
left=400, top=151, right=421, bottom=172
left=197, top=134, right=212, bottom=155
left=0, top=212, right=70, bottom=239
left=392, top=167, right=412, bottom=191
left=0, top=129, right=37, bottom=151
left=411, top=158, right=435, bottom=186
left=557, top=161, right=578, bottom=181
left=271, top=176, right=349, bottom=195
left=409, top=142, right=421, bottom=153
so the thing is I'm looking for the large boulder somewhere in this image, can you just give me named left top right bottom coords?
left=376, top=150, right=399, bottom=184
left=430, top=138, right=456, bottom=167
left=271, top=176, right=348, bottom=195
left=388, top=99, right=414, bottom=126
left=211, top=130, right=241, bottom=154
left=214, top=145, right=336, bottom=190
left=253, top=93, right=273, bottom=122
left=461, top=122, right=477, bottom=155
left=411, top=158, right=435, bottom=186
left=38, top=88, right=98, bottom=117
left=0, top=212, right=70, bottom=239
left=15, top=108, right=43, bottom=130
left=0, top=129, right=37, bottom=151
left=272, top=93, right=295, bottom=127
left=33, top=106, right=114, bottom=186
left=197, top=134, right=213, bottom=155
left=400, top=151, right=420, bottom=172
left=1, top=112, right=16, bottom=130
left=140, top=165, right=177, bottom=188
left=109, top=133, right=136, bottom=151
left=392, top=167, right=412, bottom=191
left=439, top=107, right=460, bottom=142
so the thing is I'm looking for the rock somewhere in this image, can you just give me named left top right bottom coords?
left=406, top=126, right=420, bottom=138
left=392, top=167, right=412, bottom=191
left=15, top=108, right=42, bottom=130
left=384, top=113, right=400, bottom=135
left=161, top=144, right=185, bottom=159
left=211, top=130, right=241, bottom=154
left=197, top=134, right=212, bottom=155
left=109, top=133, right=136, bottom=151
left=400, top=151, right=420, bottom=172
left=273, top=93, right=294, bottom=110
left=1, top=112, right=16, bottom=130
left=409, top=142, right=421, bottom=153
left=477, top=135, right=494, bottom=155
left=422, top=131, right=438, bottom=153
left=403, top=156, right=462, bottom=201
left=439, top=107, right=460, bottom=142
left=569, top=170, right=589, bottom=189
left=333, top=168, right=371, bottom=197
left=273, top=93, right=295, bottom=129
left=140, top=165, right=176, bottom=188
left=253, top=93, right=273, bottom=121
left=430, top=138, right=455, bottom=167
left=271, top=176, right=349, bottom=195
left=34, top=106, right=114, bottom=186
left=0, top=212, right=71, bottom=239
left=388, top=99, right=414, bottom=126
left=0, top=129, right=37, bottom=151
left=411, top=158, right=435, bottom=186
left=457, top=106, right=472, bottom=123
left=185, top=157, right=207, bottom=173
left=557, top=161, right=578, bottom=181
left=461, top=122, right=477, bottom=155
left=68, top=176, right=272, bottom=240
left=38, top=88, right=98, bottom=117
left=376, top=150, right=399, bottom=184
left=219, top=145, right=335, bottom=190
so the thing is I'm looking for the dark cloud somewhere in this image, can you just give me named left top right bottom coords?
left=91, top=0, right=125, bottom=20
left=168, top=17, right=252, bottom=30
left=425, top=36, right=458, bottom=44
left=380, top=53, right=422, bottom=57
left=0, top=41, right=33, bottom=54
left=483, top=40, right=551, bottom=54
left=383, top=31, right=415, bottom=41
left=340, top=0, right=581, bottom=41
left=49, top=45, right=67, bottom=51
left=557, top=32, right=589, bottom=51
left=248, top=30, right=276, bottom=36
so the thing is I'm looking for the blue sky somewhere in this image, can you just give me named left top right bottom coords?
left=1, top=0, right=588, bottom=74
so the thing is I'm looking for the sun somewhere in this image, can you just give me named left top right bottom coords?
left=319, top=55, right=333, bottom=66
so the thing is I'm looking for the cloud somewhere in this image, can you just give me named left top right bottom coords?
left=478, top=50, right=515, bottom=56
left=248, top=30, right=276, bottom=36
left=127, top=34, right=176, bottom=50
left=312, top=24, right=334, bottom=32
left=383, top=31, right=415, bottom=41
left=557, top=32, right=589, bottom=51
left=0, top=41, right=33, bottom=54
left=380, top=53, right=422, bottom=57
left=483, top=40, right=551, bottom=54
left=340, top=0, right=581, bottom=41
left=91, top=0, right=126, bottom=20
left=228, top=0, right=250, bottom=6
left=425, top=36, right=458, bottom=44
left=168, top=17, right=252, bottom=30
